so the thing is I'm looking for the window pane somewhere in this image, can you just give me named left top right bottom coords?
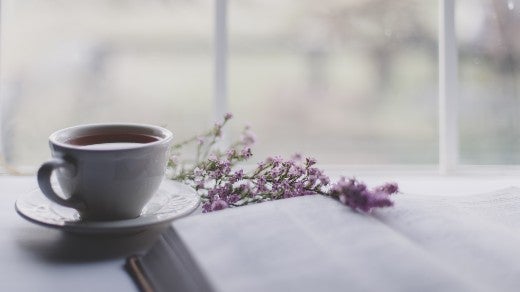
left=228, top=0, right=438, bottom=164
left=458, top=0, right=520, bottom=164
left=0, top=0, right=212, bottom=166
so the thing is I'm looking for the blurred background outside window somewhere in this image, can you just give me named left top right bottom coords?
left=458, top=0, right=520, bottom=164
left=0, top=0, right=518, bottom=168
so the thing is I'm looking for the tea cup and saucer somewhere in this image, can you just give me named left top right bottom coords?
left=15, top=123, right=200, bottom=235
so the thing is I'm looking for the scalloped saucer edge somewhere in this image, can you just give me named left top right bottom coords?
left=15, top=179, right=200, bottom=235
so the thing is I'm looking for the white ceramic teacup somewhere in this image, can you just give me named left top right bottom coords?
left=37, top=123, right=173, bottom=221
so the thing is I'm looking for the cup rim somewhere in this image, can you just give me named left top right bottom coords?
left=49, top=123, right=173, bottom=151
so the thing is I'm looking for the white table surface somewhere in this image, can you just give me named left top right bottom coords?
left=2, top=174, right=520, bottom=291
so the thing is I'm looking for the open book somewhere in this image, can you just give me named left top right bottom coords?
left=127, top=187, right=520, bottom=292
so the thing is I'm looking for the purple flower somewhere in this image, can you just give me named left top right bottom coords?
left=240, top=147, right=252, bottom=159
left=235, top=183, right=251, bottom=195
left=202, top=202, right=212, bottom=213
left=366, top=192, right=394, bottom=209
left=330, top=177, right=394, bottom=212
left=241, top=130, right=256, bottom=146
left=267, top=156, right=283, bottom=167
left=291, top=153, right=302, bottom=161
left=227, top=194, right=240, bottom=204
left=307, top=167, right=322, bottom=177
left=268, top=167, right=283, bottom=178
left=226, top=148, right=237, bottom=159
left=319, top=175, right=330, bottom=186
left=224, top=113, right=233, bottom=121
left=193, top=167, right=204, bottom=177
left=207, top=158, right=232, bottom=180
left=210, top=199, right=228, bottom=211
left=288, top=165, right=305, bottom=177
left=229, top=169, right=244, bottom=184
left=305, top=157, right=317, bottom=167
left=208, top=154, right=218, bottom=162
left=195, top=181, right=205, bottom=190
left=374, top=182, right=399, bottom=195
left=255, top=177, right=268, bottom=193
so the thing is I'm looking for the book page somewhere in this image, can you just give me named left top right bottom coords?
left=450, top=187, right=520, bottom=229
left=172, top=195, right=485, bottom=292
left=374, top=188, right=520, bottom=292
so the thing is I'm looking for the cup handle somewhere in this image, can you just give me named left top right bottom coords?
left=37, top=157, right=85, bottom=210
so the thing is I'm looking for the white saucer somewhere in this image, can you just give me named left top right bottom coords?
left=15, top=179, right=200, bottom=235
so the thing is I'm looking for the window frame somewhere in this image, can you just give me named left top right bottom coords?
left=439, top=0, right=458, bottom=174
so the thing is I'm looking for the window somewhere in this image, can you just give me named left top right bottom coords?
left=0, top=0, right=518, bottom=171
left=228, top=0, right=437, bottom=164
left=1, top=1, right=213, bottom=165
left=458, top=0, right=520, bottom=165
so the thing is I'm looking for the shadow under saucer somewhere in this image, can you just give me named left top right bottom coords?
left=14, top=224, right=168, bottom=263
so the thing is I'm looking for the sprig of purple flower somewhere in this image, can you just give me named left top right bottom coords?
left=329, top=178, right=398, bottom=212
left=168, top=113, right=399, bottom=213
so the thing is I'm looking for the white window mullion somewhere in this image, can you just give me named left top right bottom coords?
left=214, top=0, right=228, bottom=122
left=439, top=0, right=459, bottom=174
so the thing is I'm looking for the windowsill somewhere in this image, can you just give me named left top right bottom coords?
left=2, top=165, right=519, bottom=197
left=6, top=164, right=520, bottom=176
